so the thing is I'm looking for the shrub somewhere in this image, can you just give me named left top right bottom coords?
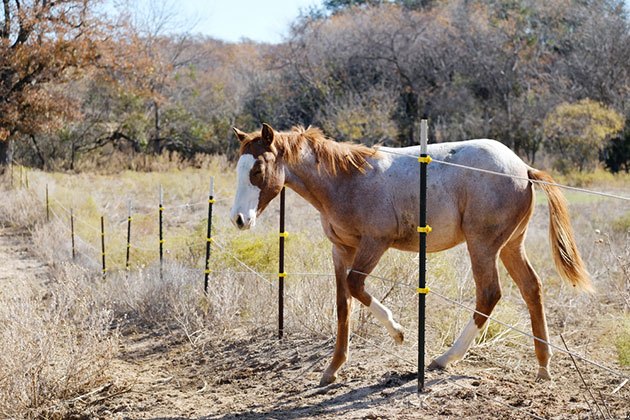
left=543, top=99, right=624, bottom=173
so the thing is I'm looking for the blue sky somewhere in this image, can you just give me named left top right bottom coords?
left=115, top=0, right=630, bottom=44
left=170, top=0, right=321, bottom=43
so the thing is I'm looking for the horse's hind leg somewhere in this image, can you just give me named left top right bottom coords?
left=500, top=238, right=552, bottom=380
left=430, top=242, right=502, bottom=370
left=345, top=239, right=404, bottom=344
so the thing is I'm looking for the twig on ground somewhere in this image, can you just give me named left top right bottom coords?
left=560, top=334, right=608, bottom=419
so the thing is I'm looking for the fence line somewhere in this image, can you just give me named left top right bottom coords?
left=12, top=174, right=627, bottom=419
left=17, top=158, right=629, bottom=390
left=376, top=148, right=630, bottom=201
left=40, top=183, right=630, bottom=382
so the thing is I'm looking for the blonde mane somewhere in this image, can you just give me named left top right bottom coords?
left=278, top=126, right=380, bottom=175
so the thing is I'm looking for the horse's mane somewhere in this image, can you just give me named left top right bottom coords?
left=278, top=126, right=380, bottom=176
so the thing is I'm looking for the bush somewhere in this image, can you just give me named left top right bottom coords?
left=543, top=99, right=624, bottom=172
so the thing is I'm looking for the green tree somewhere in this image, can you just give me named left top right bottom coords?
left=543, top=99, right=624, bottom=172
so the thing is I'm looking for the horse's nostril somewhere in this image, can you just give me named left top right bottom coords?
left=236, top=214, right=245, bottom=228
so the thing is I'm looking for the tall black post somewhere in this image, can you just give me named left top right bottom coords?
left=278, top=187, right=287, bottom=339
left=70, top=208, right=76, bottom=261
left=45, top=184, right=49, bottom=222
left=101, top=216, right=107, bottom=278
left=159, top=186, right=164, bottom=281
left=126, top=202, right=132, bottom=271
left=418, top=119, right=431, bottom=392
left=204, top=177, right=215, bottom=294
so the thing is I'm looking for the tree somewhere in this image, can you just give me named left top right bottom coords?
left=543, top=99, right=624, bottom=172
left=0, top=0, right=105, bottom=168
left=601, top=122, right=630, bottom=173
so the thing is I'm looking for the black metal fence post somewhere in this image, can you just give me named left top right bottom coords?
left=278, top=187, right=287, bottom=339
left=159, top=186, right=164, bottom=281
left=126, top=201, right=132, bottom=271
left=417, top=119, right=431, bottom=392
left=101, top=216, right=107, bottom=278
left=204, top=177, right=215, bottom=294
left=45, top=184, right=49, bottom=222
left=70, top=208, right=76, bottom=261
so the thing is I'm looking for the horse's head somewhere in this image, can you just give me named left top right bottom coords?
left=230, top=123, right=285, bottom=230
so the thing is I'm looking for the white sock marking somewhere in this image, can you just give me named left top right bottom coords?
left=369, top=299, right=403, bottom=342
left=435, top=319, right=480, bottom=366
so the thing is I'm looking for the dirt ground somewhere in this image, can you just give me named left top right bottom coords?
left=3, top=228, right=629, bottom=419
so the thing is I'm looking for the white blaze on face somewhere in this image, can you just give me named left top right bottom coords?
left=231, top=154, right=260, bottom=230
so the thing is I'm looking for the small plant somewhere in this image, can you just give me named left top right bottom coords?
left=614, top=317, right=630, bottom=366
left=612, top=212, right=630, bottom=233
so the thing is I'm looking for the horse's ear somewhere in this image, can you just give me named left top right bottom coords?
left=232, top=127, right=248, bottom=142
left=261, top=123, right=274, bottom=145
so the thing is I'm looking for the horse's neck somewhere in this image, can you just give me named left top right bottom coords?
left=282, top=153, right=336, bottom=214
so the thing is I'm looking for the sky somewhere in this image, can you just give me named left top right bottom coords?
left=167, top=0, right=322, bottom=44
left=118, top=0, right=630, bottom=44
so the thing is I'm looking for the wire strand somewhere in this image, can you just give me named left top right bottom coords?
left=376, top=148, right=630, bottom=201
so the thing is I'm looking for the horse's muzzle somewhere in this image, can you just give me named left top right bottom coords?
left=235, top=213, right=245, bottom=229
left=232, top=213, right=254, bottom=230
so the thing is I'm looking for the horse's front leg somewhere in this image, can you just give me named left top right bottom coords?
left=320, top=244, right=355, bottom=386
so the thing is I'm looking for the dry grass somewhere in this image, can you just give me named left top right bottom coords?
left=0, top=160, right=628, bottom=417
left=0, top=229, right=117, bottom=417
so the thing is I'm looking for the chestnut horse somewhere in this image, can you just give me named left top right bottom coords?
left=230, top=123, right=591, bottom=386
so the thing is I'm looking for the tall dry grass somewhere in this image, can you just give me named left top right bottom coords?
left=0, top=160, right=628, bottom=417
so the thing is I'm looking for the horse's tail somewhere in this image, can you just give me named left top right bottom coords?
left=527, top=168, right=593, bottom=293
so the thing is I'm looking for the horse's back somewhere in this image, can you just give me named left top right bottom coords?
left=376, top=139, right=533, bottom=252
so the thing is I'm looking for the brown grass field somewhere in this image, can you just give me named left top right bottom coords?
left=0, top=158, right=628, bottom=419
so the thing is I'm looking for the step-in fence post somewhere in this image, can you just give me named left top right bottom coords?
left=278, top=186, right=287, bottom=340
left=159, top=185, right=164, bottom=281
left=126, top=201, right=132, bottom=271
left=204, top=177, right=215, bottom=294
left=417, top=119, right=431, bottom=392
left=70, top=208, right=76, bottom=261
left=101, top=215, right=107, bottom=278
left=45, top=184, right=49, bottom=222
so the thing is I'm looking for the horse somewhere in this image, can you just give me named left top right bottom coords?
left=229, top=123, right=591, bottom=386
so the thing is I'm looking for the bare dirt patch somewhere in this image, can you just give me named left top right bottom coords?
left=0, top=227, right=50, bottom=295
left=95, top=326, right=629, bottom=420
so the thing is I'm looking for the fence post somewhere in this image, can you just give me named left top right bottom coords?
left=278, top=186, right=287, bottom=340
left=204, top=177, right=215, bottom=294
left=417, top=119, right=431, bottom=392
left=45, top=184, right=50, bottom=222
left=70, top=208, right=76, bottom=261
left=159, top=185, right=164, bottom=281
left=126, top=201, right=132, bottom=271
left=101, top=215, right=107, bottom=278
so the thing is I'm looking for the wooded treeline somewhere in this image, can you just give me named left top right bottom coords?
left=2, top=0, right=629, bottom=172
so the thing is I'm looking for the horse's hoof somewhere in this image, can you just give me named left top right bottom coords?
left=391, top=324, right=404, bottom=344
left=535, top=366, right=552, bottom=381
left=428, top=359, right=446, bottom=371
left=319, top=372, right=337, bottom=387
